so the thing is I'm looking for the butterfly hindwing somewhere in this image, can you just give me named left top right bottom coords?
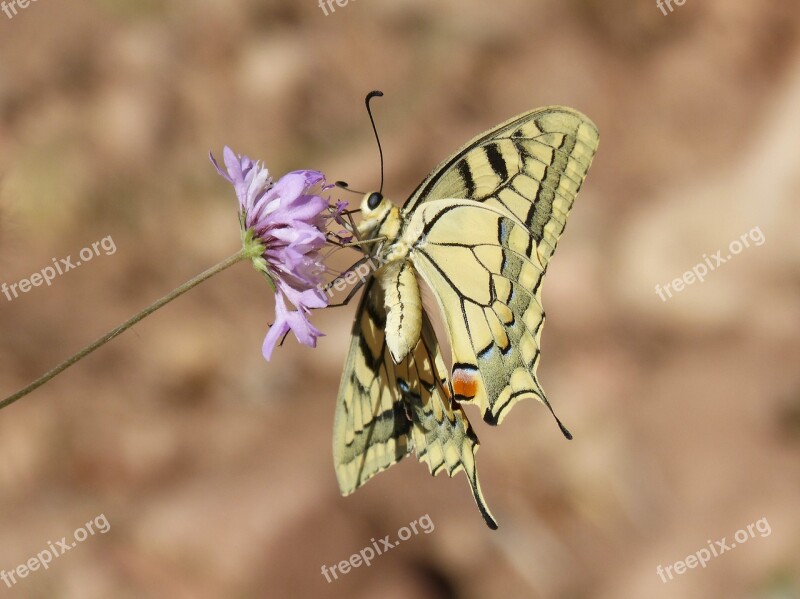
left=407, top=200, right=555, bottom=426
left=404, top=308, right=497, bottom=528
left=333, top=279, right=412, bottom=494
left=333, top=278, right=497, bottom=528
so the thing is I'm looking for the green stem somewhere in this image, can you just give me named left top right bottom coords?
left=0, top=249, right=248, bottom=412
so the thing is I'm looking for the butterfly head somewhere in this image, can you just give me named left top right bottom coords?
left=359, top=191, right=392, bottom=227
left=361, top=191, right=389, bottom=217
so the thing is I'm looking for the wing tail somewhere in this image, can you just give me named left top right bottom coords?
left=400, top=315, right=498, bottom=529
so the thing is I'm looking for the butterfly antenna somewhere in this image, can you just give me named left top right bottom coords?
left=365, top=90, right=385, bottom=193
left=335, top=181, right=367, bottom=195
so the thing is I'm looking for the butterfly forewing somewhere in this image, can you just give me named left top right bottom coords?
left=403, top=106, right=599, bottom=269
left=408, top=200, right=550, bottom=425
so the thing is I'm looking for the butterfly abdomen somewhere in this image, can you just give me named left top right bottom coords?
left=379, top=259, right=422, bottom=364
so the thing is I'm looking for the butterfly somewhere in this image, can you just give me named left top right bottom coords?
left=332, top=105, right=599, bottom=529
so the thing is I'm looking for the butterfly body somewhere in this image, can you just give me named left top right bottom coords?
left=334, top=107, right=599, bottom=528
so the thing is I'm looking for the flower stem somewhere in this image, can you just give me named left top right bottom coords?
left=0, top=249, right=248, bottom=412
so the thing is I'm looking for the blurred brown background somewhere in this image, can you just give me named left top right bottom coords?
left=1, top=0, right=799, bottom=597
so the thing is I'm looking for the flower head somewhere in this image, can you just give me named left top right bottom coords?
left=211, top=146, right=334, bottom=360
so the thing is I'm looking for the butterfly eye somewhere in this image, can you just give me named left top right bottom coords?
left=367, top=192, right=383, bottom=210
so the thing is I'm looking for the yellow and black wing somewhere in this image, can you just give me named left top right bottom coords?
left=333, top=279, right=497, bottom=528
left=403, top=106, right=598, bottom=269
left=403, top=107, right=599, bottom=425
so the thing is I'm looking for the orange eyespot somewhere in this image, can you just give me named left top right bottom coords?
left=452, top=367, right=479, bottom=399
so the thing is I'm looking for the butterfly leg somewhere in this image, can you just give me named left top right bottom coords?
left=326, top=279, right=366, bottom=308
left=324, top=256, right=374, bottom=308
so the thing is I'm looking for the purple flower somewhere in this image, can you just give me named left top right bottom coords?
left=330, top=200, right=353, bottom=242
left=331, top=200, right=348, bottom=225
left=211, top=146, right=332, bottom=360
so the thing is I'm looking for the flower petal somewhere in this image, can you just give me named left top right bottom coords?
left=261, top=291, right=325, bottom=360
left=249, top=172, right=306, bottom=225
left=261, top=293, right=291, bottom=361
left=283, top=195, right=329, bottom=223
left=280, top=283, right=327, bottom=311
left=223, top=146, right=247, bottom=185
left=286, top=169, right=325, bottom=188
left=209, top=152, right=232, bottom=183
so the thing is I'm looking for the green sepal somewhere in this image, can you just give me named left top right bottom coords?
left=240, top=226, right=274, bottom=290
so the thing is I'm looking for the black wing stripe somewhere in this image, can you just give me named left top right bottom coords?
left=484, top=143, right=509, bottom=182
left=457, top=159, right=476, bottom=197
